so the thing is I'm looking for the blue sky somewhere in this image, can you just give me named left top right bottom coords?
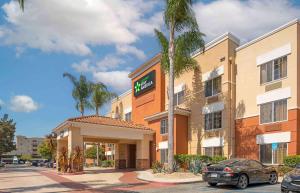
left=1, top=0, right=300, bottom=137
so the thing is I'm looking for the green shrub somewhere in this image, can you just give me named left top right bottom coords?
left=151, top=161, right=163, bottom=173
left=277, top=165, right=294, bottom=176
left=284, top=155, right=300, bottom=168
left=211, top=156, right=227, bottom=164
left=174, top=154, right=225, bottom=174
left=101, top=160, right=114, bottom=168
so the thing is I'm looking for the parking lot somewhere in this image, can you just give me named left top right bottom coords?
left=0, top=166, right=283, bottom=193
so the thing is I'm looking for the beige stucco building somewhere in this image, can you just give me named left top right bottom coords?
left=54, top=19, right=300, bottom=170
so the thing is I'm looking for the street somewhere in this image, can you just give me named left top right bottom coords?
left=0, top=166, right=282, bottom=193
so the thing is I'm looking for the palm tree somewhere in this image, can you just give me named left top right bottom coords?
left=63, top=73, right=93, bottom=116
left=154, top=0, right=205, bottom=172
left=18, top=0, right=24, bottom=11
left=91, top=83, right=117, bottom=116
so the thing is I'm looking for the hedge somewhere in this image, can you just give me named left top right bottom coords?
left=283, top=155, right=300, bottom=168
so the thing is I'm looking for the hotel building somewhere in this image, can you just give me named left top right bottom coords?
left=54, top=19, right=300, bottom=170
left=109, top=19, right=300, bottom=166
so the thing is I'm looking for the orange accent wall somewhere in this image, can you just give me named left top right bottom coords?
left=131, top=62, right=165, bottom=126
left=174, top=115, right=188, bottom=155
left=235, top=109, right=299, bottom=160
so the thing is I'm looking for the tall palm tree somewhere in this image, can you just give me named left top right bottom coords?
left=18, top=0, right=24, bottom=11
left=91, top=83, right=116, bottom=116
left=63, top=73, right=93, bottom=116
left=155, top=0, right=205, bottom=172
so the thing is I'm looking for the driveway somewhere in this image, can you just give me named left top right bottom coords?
left=0, top=166, right=282, bottom=193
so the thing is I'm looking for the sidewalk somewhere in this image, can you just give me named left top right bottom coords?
left=137, top=170, right=203, bottom=184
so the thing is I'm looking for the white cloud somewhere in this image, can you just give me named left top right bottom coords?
left=9, top=95, right=39, bottom=113
left=1, top=0, right=162, bottom=56
left=71, top=59, right=93, bottom=73
left=194, top=0, right=300, bottom=42
left=96, top=55, right=125, bottom=71
left=93, top=71, right=131, bottom=91
left=116, top=45, right=146, bottom=60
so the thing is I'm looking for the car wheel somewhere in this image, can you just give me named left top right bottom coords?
left=236, top=174, right=248, bottom=189
left=269, top=172, right=278, bottom=185
left=208, top=182, right=217, bottom=186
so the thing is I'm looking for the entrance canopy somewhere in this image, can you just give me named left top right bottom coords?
left=53, top=115, right=155, bottom=170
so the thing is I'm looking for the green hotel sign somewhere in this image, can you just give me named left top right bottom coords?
left=134, top=70, right=155, bottom=97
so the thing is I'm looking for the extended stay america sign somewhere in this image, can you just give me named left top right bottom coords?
left=134, top=70, right=155, bottom=97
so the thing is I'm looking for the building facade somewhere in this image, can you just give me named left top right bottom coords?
left=235, top=19, right=300, bottom=164
left=7, top=135, right=44, bottom=157
left=109, top=19, right=300, bottom=166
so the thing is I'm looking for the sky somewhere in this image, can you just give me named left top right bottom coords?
left=1, top=0, right=300, bottom=137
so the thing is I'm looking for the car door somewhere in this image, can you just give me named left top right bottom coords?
left=247, top=160, right=264, bottom=183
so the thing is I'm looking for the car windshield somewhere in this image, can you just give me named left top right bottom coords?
left=219, top=159, right=244, bottom=166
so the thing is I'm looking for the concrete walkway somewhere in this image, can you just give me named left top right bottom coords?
left=137, top=170, right=203, bottom=184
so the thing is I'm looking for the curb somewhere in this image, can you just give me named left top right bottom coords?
left=136, top=173, right=203, bottom=184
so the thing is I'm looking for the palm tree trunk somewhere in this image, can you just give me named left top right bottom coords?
left=168, top=22, right=175, bottom=173
left=96, top=107, right=99, bottom=116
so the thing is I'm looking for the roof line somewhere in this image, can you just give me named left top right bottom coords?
left=111, top=89, right=132, bottom=103
left=236, top=18, right=299, bottom=51
left=191, top=32, right=240, bottom=57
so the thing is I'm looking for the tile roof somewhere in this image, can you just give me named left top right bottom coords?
left=66, top=115, right=153, bottom=131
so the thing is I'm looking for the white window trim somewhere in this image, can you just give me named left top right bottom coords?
left=256, top=132, right=291, bottom=144
left=202, top=101, right=224, bottom=114
left=124, top=107, right=132, bottom=114
left=174, top=83, right=186, bottom=93
left=256, top=87, right=291, bottom=105
left=158, top=141, right=168, bottom=149
left=256, top=43, right=291, bottom=66
left=202, top=65, right=224, bottom=82
left=202, top=137, right=224, bottom=148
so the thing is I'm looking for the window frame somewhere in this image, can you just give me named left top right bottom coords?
left=259, top=143, right=288, bottom=165
left=205, top=76, right=222, bottom=98
left=125, top=112, right=132, bottom=121
left=203, top=146, right=223, bottom=157
left=259, top=99, right=288, bottom=125
left=173, top=90, right=184, bottom=106
left=160, top=119, right=168, bottom=135
left=260, top=56, right=287, bottom=85
left=204, top=111, right=222, bottom=131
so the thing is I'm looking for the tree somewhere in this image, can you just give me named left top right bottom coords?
left=155, top=0, right=205, bottom=172
left=85, top=145, right=104, bottom=161
left=63, top=73, right=93, bottom=116
left=18, top=0, right=25, bottom=11
left=91, top=83, right=117, bottom=116
left=0, top=114, right=16, bottom=157
left=21, top=154, right=32, bottom=161
left=38, top=132, right=57, bottom=160
left=38, top=141, right=52, bottom=160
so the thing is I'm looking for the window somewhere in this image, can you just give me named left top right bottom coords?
left=260, top=99, right=287, bottom=124
left=174, top=90, right=184, bottom=106
left=260, top=143, right=287, bottom=164
left=260, top=56, right=287, bottom=84
left=160, top=119, right=168, bottom=134
left=204, top=147, right=223, bottom=157
left=125, top=112, right=131, bottom=121
left=160, top=149, right=168, bottom=163
left=205, top=76, right=221, bottom=97
left=205, top=111, right=222, bottom=130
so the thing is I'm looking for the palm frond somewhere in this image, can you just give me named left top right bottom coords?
left=18, top=0, right=24, bottom=11
left=154, top=29, right=170, bottom=73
